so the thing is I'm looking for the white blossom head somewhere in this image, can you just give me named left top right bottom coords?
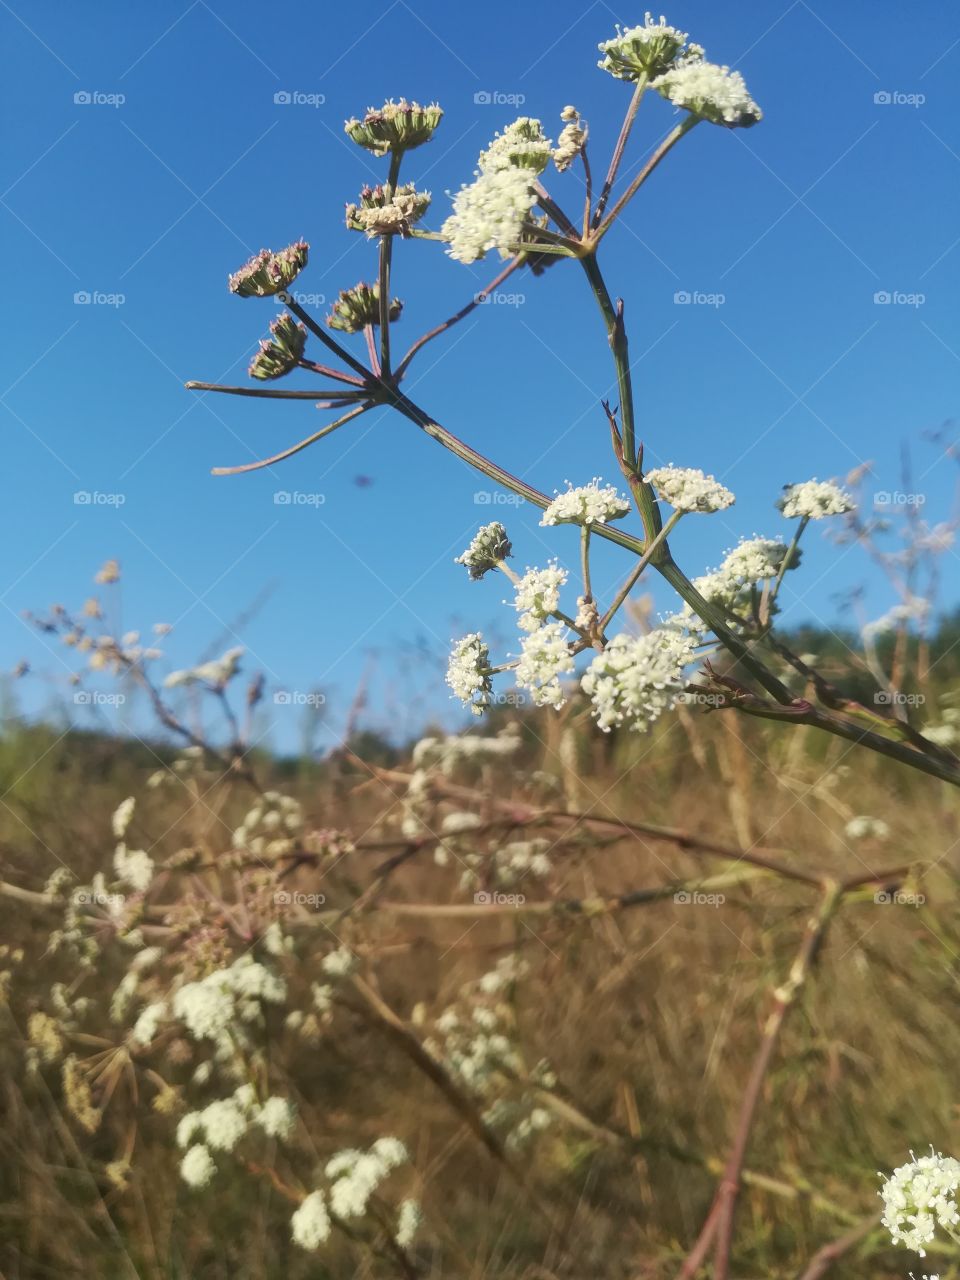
left=442, top=118, right=552, bottom=264
left=652, top=60, right=762, bottom=128
left=581, top=628, right=697, bottom=732
left=446, top=633, right=494, bottom=716
left=455, top=522, right=512, bottom=579
left=541, top=479, right=631, bottom=527
left=844, top=815, right=890, bottom=842
left=291, top=1190, right=331, bottom=1250
left=880, top=1149, right=960, bottom=1256
left=180, top=1143, right=216, bottom=1188
left=554, top=106, right=587, bottom=173
left=597, top=15, right=697, bottom=81
left=644, top=465, right=735, bottom=514
left=514, top=622, right=575, bottom=708
left=777, top=479, right=855, bottom=520
left=513, top=563, right=568, bottom=632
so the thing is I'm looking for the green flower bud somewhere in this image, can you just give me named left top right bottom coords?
left=228, top=241, right=309, bottom=298
left=248, top=314, right=307, bottom=381
left=344, top=99, right=443, bottom=156
left=345, top=183, right=431, bottom=237
left=326, top=283, right=403, bottom=334
left=597, top=19, right=699, bottom=82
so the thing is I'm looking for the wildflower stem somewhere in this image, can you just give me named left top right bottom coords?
left=766, top=515, right=809, bottom=614
left=395, top=254, right=527, bottom=378
left=280, top=294, right=373, bottom=382
left=599, top=510, right=683, bottom=631
left=592, top=76, right=648, bottom=229
left=595, top=115, right=700, bottom=242
left=211, top=402, right=373, bottom=476
left=185, top=382, right=367, bottom=402
left=297, top=359, right=367, bottom=387
left=580, top=526, right=592, bottom=599
left=580, top=143, right=594, bottom=236
left=533, top=182, right=580, bottom=240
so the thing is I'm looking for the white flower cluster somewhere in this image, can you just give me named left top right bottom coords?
left=412, top=726, right=521, bottom=774
left=233, top=791, right=304, bottom=857
left=862, top=597, right=930, bottom=642
left=652, top=60, right=762, bottom=128
left=541, top=479, right=631, bottom=527
left=442, top=118, right=551, bottom=264
left=113, top=843, right=154, bottom=894
left=581, top=628, right=697, bottom=732
left=513, top=563, right=567, bottom=631
left=554, top=105, right=587, bottom=172
left=177, top=1085, right=295, bottom=1187
left=689, top=537, right=796, bottom=616
left=446, top=632, right=494, bottom=715
left=597, top=15, right=698, bottom=80
left=112, top=796, right=136, bottom=839
left=455, top=521, right=512, bottom=579
left=645, top=465, right=735, bottom=514
left=778, top=479, right=854, bottom=520
left=291, top=1138, right=415, bottom=1252
left=172, top=955, right=286, bottom=1043
left=844, top=815, right=890, bottom=841
left=880, top=1149, right=960, bottom=1255
left=165, top=645, right=244, bottom=688
left=515, top=622, right=575, bottom=708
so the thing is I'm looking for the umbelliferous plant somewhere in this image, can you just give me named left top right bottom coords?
left=187, top=15, right=960, bottom=792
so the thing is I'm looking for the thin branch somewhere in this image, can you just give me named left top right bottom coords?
left=211, top=402, right=373, bottom=475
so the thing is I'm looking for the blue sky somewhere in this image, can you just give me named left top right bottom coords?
left=2, top=0, right=958, bottom=752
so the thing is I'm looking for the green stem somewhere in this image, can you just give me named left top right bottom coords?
left=185, top=381, right=366, bottom=402
left=378, top=154, right=402, bottom=375
left=281, top=294, right=372, bottom=383
left=591, top=76, right=648, bottom=229
left=600, top=509, right=682, bottom=631
left=580, top=526, right=592, bottom=600
left=594, top=115, right=699, bottom=242
left=767, top=515, right=808, bottom=615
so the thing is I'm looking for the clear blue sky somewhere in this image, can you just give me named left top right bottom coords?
left=2, top=0, right=958, bottom=751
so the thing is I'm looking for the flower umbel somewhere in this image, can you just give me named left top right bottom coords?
left=645, top=465, right=735, bottom=513
left=652, top=60, right=762, bottom=127
left=514, top=622, right=575, bottom=708
left=345, top=183, right=431, bottom=238
left=344, top=99, right=443, bottom=155
left=778, top=479, right=855, bottom=519
left=541, top=480, right=631, bottom=527
left=249, top=314, right=307, bottom=381
left=228, top=242, right=309, bottom=298
left=597, top=15, right=698, bottom=81
left=455, top=522, right=512, bottom=579
left=879, top=1149, right=960, bottom=1256
left=581, top=628, right=697, bottom=732
left=446, top=633, right=494, bottom=715
left=326, top=283, right=403, bottom=334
